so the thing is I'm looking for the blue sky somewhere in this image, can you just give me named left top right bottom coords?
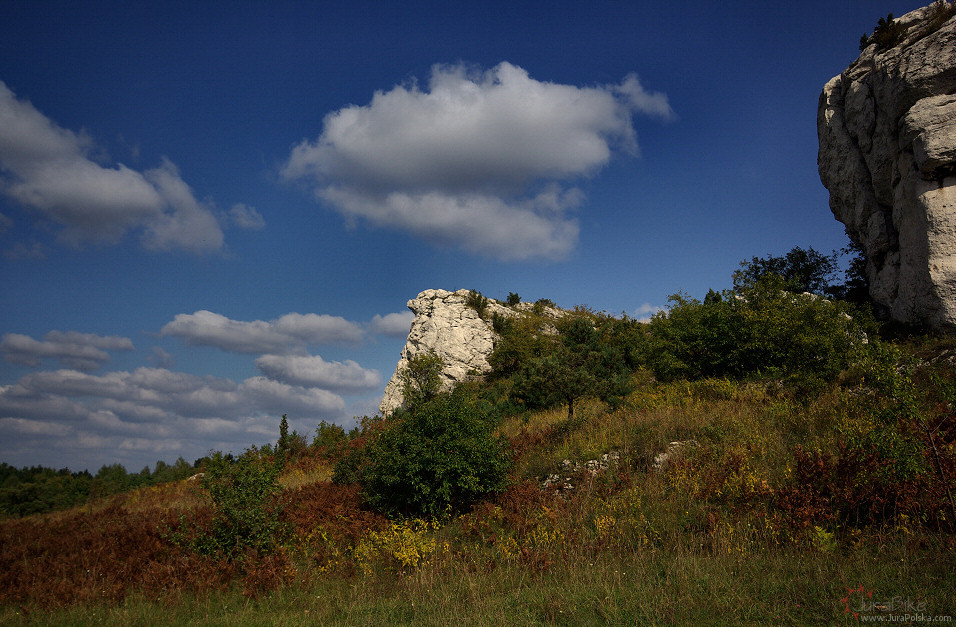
left=0, top=0, right=925, bottom=472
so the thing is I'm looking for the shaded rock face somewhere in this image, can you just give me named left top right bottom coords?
left=818, top=4, right=956, bottom=328
left=379, top=289, right=561, bottom=415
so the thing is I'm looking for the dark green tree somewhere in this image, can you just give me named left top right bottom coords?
left=278, top=414, right=290, bottom=453
left=733, top=246, right=838, bottom=295
left=512, top=315, right=633, bottom=420
left=826, top=240, right=870, bottom=304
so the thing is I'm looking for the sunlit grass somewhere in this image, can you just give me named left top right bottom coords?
left=279, top=462, right=332, bottom=490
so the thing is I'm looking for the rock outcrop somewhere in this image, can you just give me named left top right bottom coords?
left=379, top=289, right=562, bottom=415
left=379, top=290, right=509, bottom=415
left=818, top=3, right=956, bottom=328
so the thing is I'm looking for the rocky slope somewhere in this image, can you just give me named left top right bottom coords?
left=818, top=3, right=956, bottom=328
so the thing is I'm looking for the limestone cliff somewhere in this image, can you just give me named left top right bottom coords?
left=818, top=3, right=956, bottom=328
left=379, top=289, right=561, bottom=415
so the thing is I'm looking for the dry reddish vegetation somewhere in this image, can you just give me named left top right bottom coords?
left=0, top=480, right=386, bottom=608
left=0, top=502, right=229, bottom=608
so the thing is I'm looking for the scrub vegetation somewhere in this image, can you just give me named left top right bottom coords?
left=2, top=246, right=955, bottom=624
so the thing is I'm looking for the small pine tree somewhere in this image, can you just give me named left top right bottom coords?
left=278, top=414, right=289, bottom=453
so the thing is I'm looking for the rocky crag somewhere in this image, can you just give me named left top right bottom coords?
left=379, top=289, right=561, bottom=415
left=818, top=2, right=956, bottom=329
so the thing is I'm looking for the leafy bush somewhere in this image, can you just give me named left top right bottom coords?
left=352, top=518, right=441, bottom=574
left=645, top=275, right=870, bottom=386
left=732, top=246, right=837, bottom=296
left=466, top=289, right=490, bottom=319
left=357, top=389, right=511, bottom=518
left=171, top=449, right=288, bottom=558
left=312, top=420, right=348, bottom=456
left=860, top=13, right=908, bottom=51
left=398, top=350, right=445, bottom=410
left=488, top=310, right=552, bottom=380
left=507, top=292, right=521, bottom=306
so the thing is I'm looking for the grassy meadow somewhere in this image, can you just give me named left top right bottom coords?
left=2, top=360, right=954, bottom=624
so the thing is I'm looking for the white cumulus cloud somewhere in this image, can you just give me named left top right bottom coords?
left=256, top=354, right=381, bottom=393
left=282, top=62, right=672, bottom=261
left=160, top=310, right=364, bottom=354
left=369, top=311, right=415, bottom=337
left=0, top=80, right=226, bottom=253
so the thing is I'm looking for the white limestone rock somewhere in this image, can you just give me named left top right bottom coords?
left=378, top=289, right=509, bottom=416
left=379, top=289, right=562, bottom=415
left=818, top=3, right=956, bottom=328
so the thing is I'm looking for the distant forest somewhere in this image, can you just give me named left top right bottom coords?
left=0, top=458, right=200, bottom=517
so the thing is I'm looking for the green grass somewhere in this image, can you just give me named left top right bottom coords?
left=5, top=530, right=952, bottom=625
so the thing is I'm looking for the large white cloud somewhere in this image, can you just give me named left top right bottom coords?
left=255, top=354, right=381, bottom=393
left=282, top=62, right=672, bottom=260
left=0, top=81, right=227, bottom=252
left=0, top=330, right=134, bottom=370
left=160, top=310, right=365, bottom=354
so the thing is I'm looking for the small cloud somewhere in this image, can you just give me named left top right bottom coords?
left=369, top=311, right=415, bottom=337
left=612, top=73, right=676, bottom=121
left=3, top=242, right=46, bottom=260
left=227, top=203, right=265, bottom=230
left=149, top=346, right=175, bottom=369
left=255, top=353, right=381, bottom=394
left=633, top=302, right=664, bottom=322
left=0, top=330, right=134, bottom=370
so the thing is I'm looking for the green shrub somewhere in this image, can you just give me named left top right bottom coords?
left=170, top=449, right=288, bottom=558
left=645, top=292, right=745, bottom=381
left=487, top=311, right=551, bottom=379
left=398, top=351, right=445, bottom=410
left=532, top=298, right=555, bottom=315
left=312, top=420, right=347, bottom=455
left=491, top=311, right=513, bottom=335
left=645, top=275, right=869, bottom=385
left=358, top=389, right=511, bottom=519
left=466, top=289, right=490, bottom=319
left=507, top=292, right=521, bottom=306
left=861, top=13, right=908, bottom=51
